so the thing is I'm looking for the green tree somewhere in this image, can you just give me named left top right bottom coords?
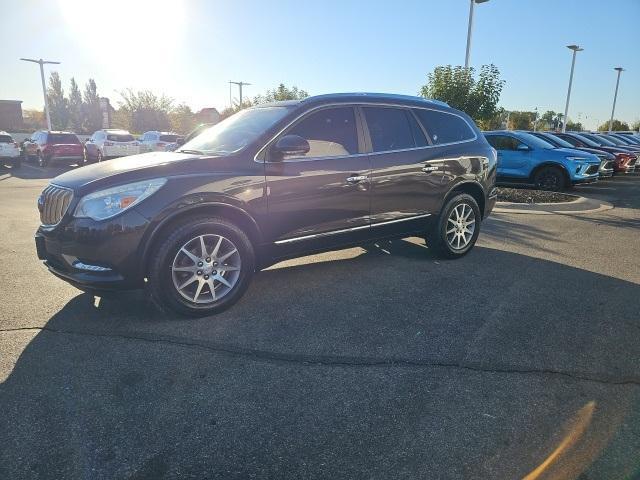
left=419, top=64, right=504, bottom=124
left=82, top=79, right=103, bottom=133
left=118, top=89, right=173, bottom=132
left=253, top=84, right=309, bottom=104
left=597, top=119, right=630, bottom=131
left=565, top=120, right=583, bottom=131
left=68, top=77, right=83, bottom=132
left=538, top=111, right=564, bottom=131
left=169, top=103, right=197, bottom=134
left=631, top=120, right=640, bottom=132
left=47, top=72, right=68, bottom=130
left=507, top=111, right=536, bottom=130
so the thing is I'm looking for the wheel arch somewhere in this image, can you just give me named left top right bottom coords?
left=140, top=202, right=263, bottom=275
left=443, top=181, right=486, bottom=219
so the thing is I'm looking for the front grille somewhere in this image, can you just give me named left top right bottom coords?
left=40, top=184, right=73, bottom=226
left=585, top=165, right=599, bottom=175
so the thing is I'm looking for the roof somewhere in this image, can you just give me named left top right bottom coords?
left=0, top=100, right=23, bottom=104
left=255, top=93, right=450, bottom=109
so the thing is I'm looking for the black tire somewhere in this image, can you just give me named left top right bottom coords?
left=425, top=193, right=481, bottom=259
left=147, top=216, right=255, bottom=317
left=534, top=166, right=566, bottom=192
left=37, top=151, right=47, bottom=168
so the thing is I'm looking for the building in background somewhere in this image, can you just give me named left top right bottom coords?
left=196, top=107, right=220, bottom=125
left=0, top=100, right=24, bottom=131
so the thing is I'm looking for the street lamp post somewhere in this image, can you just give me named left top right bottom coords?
left=464, top=0, right=489, bottom=69
left=19, top=58, right=60, bottom=131
left=562, top=45, right=583, bottom=133
left=608, top=67, right=624, bottom=134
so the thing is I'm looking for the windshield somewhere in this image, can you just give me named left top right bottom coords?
left=571, top=133, right=600, bottom=147
left=516, top=132, right=555, bottom=149
left=160, top=134, right=180, bottom=142
left=180, top=106, right=291, bottom=155
left=48, top=133, right=80, bottom=144
left=581, top=133, right=617, bottom=146
left=600, top=135, right=627, bottom=146
left=539, top=133, right=574, bottom=149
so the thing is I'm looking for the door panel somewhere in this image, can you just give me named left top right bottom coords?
left=265, top=156, right=371, bottom=242
left=264, top=106, right=371, bottom=243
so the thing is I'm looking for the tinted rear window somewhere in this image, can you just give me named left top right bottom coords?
left=413, top=109, right=475, bottom=145
left=48, top=133, right=80, bottom=144
left=107, top=134, right=134, bottom=142
left=0, top=135, right=13, bottom=143
left=159, top=134, right=179, bottom=142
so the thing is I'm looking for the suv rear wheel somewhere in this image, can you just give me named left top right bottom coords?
left=534, top=166, right=566, bottom=191
left=425, top=193, right=481, bottom=259
left=148, top=216, right=255, bottom=317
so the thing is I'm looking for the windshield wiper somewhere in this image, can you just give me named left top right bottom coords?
left=178, top=149, right=205, bottom=155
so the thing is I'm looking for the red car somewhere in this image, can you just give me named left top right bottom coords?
left=22, top=131, right=85, bottom=168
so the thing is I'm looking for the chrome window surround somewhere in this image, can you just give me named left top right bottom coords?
left=274, top=213, right=432, bottom=244
left=254, top=102, right=478, bottom=164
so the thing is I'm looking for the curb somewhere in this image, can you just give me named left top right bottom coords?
left=494, top=195, right=614, bottom=215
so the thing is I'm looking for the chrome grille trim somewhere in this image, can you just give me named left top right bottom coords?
left=40, top=184, right=74, bottom=227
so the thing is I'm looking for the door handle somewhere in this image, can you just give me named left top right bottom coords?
left=346, top=175, right=367, bottom=184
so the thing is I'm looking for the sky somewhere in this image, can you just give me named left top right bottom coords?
left=1, top=0, right=638, bottom=130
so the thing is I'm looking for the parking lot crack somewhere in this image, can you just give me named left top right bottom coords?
left=2, top=325, right=639, bottom=387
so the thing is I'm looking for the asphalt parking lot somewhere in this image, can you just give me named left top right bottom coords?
left=1, top=163, right=639, bottom=479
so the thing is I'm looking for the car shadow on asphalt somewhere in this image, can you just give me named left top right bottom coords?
left=2, top=244, right=640, bottom=478
left=0, top=163, right=75, bottom=181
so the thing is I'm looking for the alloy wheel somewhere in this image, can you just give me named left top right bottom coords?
left=446, top=203, right=476, bottom=250
left=171, top=234, right=241, bottom=304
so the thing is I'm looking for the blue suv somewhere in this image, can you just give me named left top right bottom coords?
left=484, top=130, right=600, bottom=191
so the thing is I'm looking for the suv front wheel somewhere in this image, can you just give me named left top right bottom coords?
left=425, top=193, right=481, bottom=259
left=148, top=216, right=255, bottom=317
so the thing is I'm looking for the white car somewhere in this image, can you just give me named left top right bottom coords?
left=139, top=131, right=182, bottom=153
left=0, top=131, right=21, bottom=167
left=85, top=129, right=140, bottom=162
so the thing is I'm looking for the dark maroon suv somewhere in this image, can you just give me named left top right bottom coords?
left=35, top=93, right=497, bottom=316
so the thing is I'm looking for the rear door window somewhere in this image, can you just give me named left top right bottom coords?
left=0, top=135, right=13, bottom=143
left=485, top=135, right=522, bottom=151
left=362, top=107, right=415, bottom=152
left=413, top=109, right=475, bottom=145
left=282, top=106, right=358, bottom=159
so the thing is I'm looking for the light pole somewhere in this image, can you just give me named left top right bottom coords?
left=20, top=58, right=60, bottom=131
left=464, top=0, right=490, bottom=69
left=608, top=67, right=624, bottom=133
left=533, top=107, right=538, bottom=132
left=562, top=45, right=583, bottom=133
left=229, top=81, right=251, bottom=108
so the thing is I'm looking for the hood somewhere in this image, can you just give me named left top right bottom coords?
left=575, top=147, right=615, bottom=159
left=50, top=152, right=220, bottom=193
left=554, top=148, right=600, bottom=162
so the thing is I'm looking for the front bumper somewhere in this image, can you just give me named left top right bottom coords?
left=484, top=187, right=497, bottom=218
left=570, top=162, right=600, bottom=185
left=35, top=208, right=150, bottom=290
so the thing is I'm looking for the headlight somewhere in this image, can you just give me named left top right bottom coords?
left=74, top=178, right=166, bottom=221
left=565, top=156, right=589, bottom=161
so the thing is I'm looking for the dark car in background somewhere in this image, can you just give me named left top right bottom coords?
left=34, top=93, right=497, bottom=316
left=22, top=131, right=84, bottom=168
left=553, top=132, right=637, bottom=174
left=528, top=131, right=614, bottom=177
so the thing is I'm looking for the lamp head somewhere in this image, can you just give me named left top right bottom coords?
left=567, top=45, right=584, bottom=52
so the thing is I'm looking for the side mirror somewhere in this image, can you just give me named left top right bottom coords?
left=516, top=143, right=530, bottom=151
left=272, top=135, right=310, bottom=158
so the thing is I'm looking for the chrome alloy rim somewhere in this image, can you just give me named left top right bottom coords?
left=446, top=203, right=476, bottom=250
left=171, top=234, right=241, bottom=304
